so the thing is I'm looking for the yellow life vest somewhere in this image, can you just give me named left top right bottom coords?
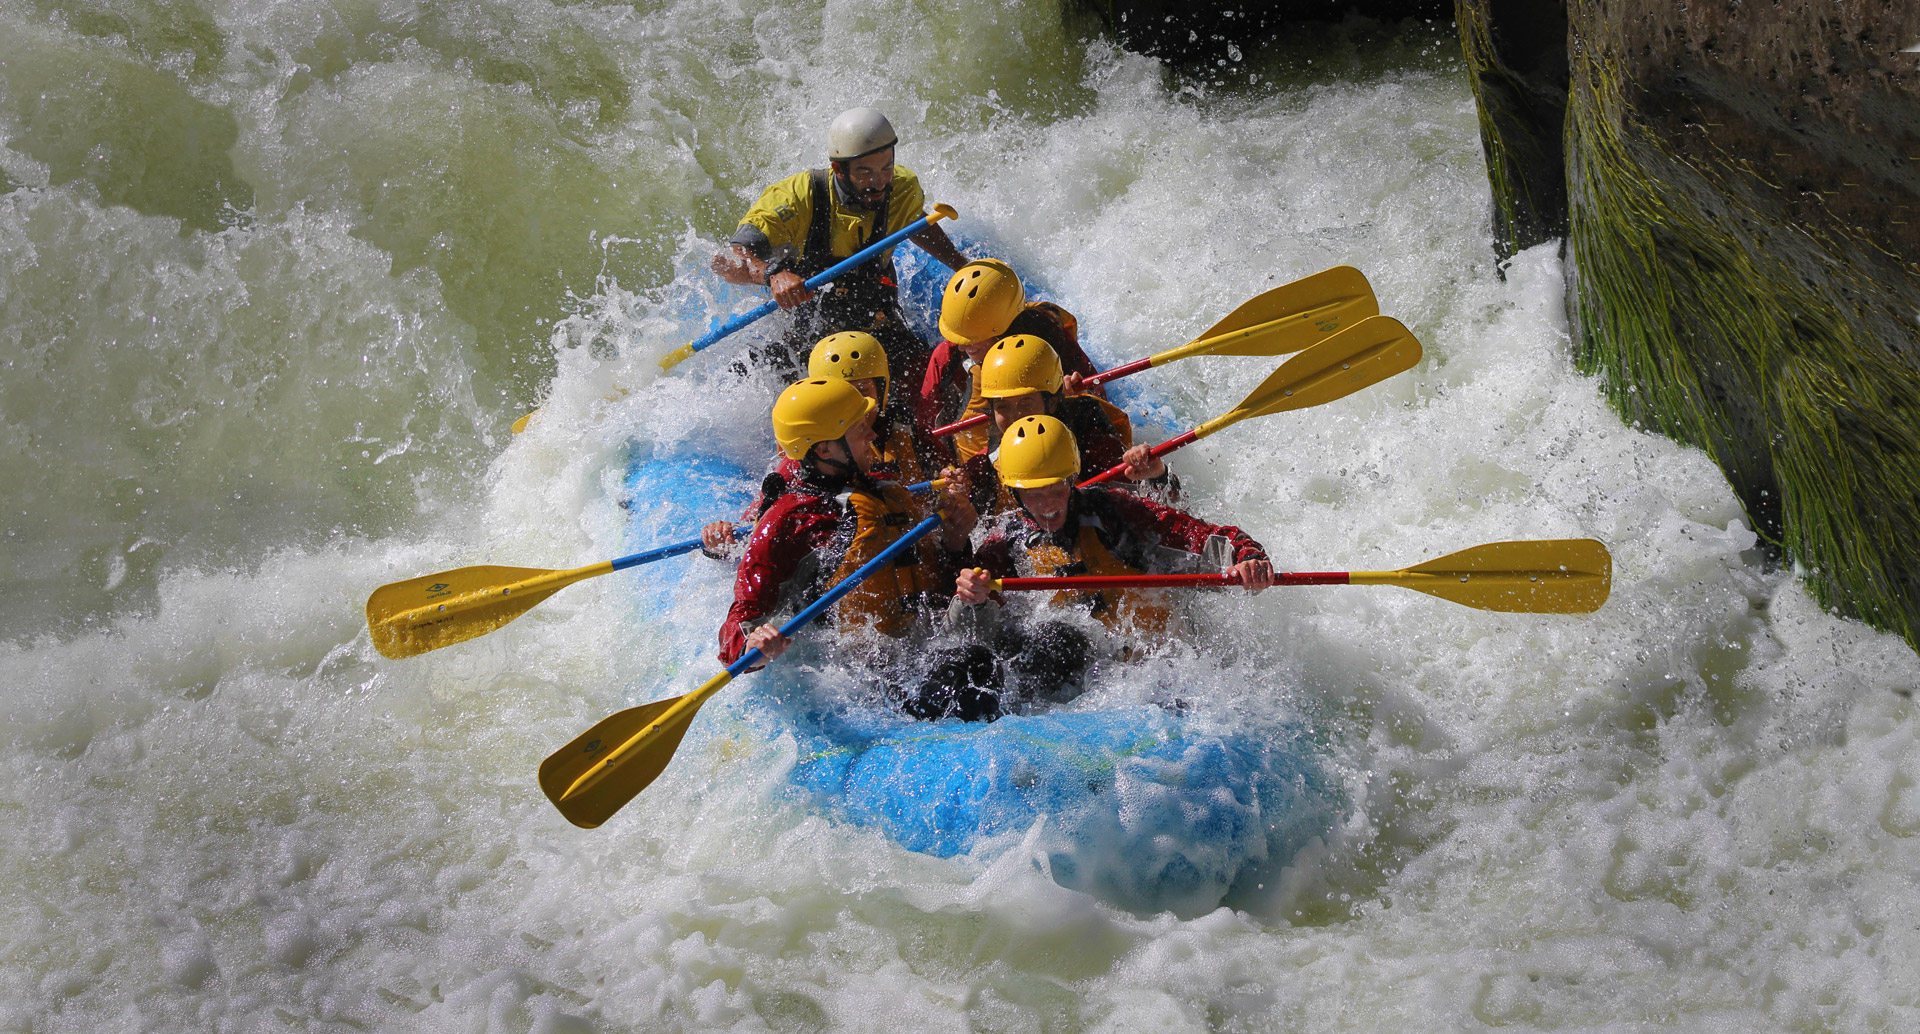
left=828, top=481, right=941, bottom=639
left=1020, top=513, right=1173, bottom=641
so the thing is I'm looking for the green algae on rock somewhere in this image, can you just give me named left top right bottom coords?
left=1559, top=1, right=1920, bottom=647
left=1454, top=0, right=1568, bottom=261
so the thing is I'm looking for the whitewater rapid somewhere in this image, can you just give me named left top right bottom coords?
left=4, top=1, right=1917, bottom=1030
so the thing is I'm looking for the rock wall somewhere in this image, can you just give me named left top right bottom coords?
left=1084, top=1, right=1920, bottom=649
left=1455, top=0, right=1567, bottom=259
left=1466, top=0, right=1920, bottom=648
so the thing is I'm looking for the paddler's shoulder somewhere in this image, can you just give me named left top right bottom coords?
left=1009, top=301, right=1078, bottom=338
left=757, top=169, right=815, bottom=197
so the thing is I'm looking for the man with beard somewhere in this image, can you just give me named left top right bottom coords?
left=710, top=107, right=968, bottom=381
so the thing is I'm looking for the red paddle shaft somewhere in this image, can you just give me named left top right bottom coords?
left=994, top=571, right=1350, bottom=590
left=1075, top=429, right=1198, bottom=487
left=928, top=357, right=1151, bottom=437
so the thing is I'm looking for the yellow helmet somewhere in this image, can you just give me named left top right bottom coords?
left=997, top=415, right=1080, bottom=489
left=978, top=335, right=1063, bottom=399
left=772, top=378, right=876, bottom=461
left=938, top=259, right=1026, bottom=346
left=808, top=332, right=890, bottom=408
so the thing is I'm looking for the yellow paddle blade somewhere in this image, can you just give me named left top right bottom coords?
left=1199, top=315, right=1421, bottom=437
left=539, top=672, right=732, bottom=828
left=1353, top=539, right=1613, bottom=613
left=1167, top=265, right=1379, bottom=361
left=365, top=561, right=612, bottom=659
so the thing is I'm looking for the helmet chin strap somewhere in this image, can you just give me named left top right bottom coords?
left=806, top=438, right=860, bottom=481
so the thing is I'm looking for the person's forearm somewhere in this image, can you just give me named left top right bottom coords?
left=712, top=244, right=768, bottom=286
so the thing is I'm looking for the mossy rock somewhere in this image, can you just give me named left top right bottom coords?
left=1455, top=0, right=1568, bottom=260
left=1561, top=1, right=1920, bottom=647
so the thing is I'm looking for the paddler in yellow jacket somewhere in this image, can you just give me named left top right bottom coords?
left=954, top=416, right=1273, bottom=645
left=710, top=107, right=968, bottom=380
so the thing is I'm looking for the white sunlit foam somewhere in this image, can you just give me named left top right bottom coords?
left=5, top=5, right=1919, bottom=1032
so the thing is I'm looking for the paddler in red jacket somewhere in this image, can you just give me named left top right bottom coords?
left=916, top=259, right=1107, bottom=464
left=701, top=331, right=941, bottom=558
left=939, top=334, right=1172, bottom=516
left=954, top=416, right=1273, bottom=644
left=719, top=377, right=976, bottom=668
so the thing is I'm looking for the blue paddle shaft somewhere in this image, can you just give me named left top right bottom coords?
left=606, top=525, right=752, bottom=573
left=689, top=211, right=949, bottom=357
left=606, top=479, right=931, bottom=577
left=724, top=513, right=943, bottom=677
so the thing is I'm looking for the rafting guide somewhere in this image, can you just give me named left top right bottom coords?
left=709, top=107, right=968, bottom=378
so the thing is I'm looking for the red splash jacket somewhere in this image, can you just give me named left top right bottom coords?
left=915, top=302, right=1105, bottom=465
left=970, top=487, right=1266, bottom=638
left=973, top=487, right=1265, bottom=579
left=718, top=469, right=969, bottom=665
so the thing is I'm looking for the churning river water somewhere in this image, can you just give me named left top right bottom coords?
left=4, top=1, right=1917, bottom=1031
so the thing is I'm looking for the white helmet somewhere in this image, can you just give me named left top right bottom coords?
left=828, top=107, right=898, bottom=161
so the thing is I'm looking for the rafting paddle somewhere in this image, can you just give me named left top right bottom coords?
left=539, top=512, right=947, bottom=828
left=1079, top=314, right=1421, bottom=486
left=367, top=480, right=947, bottom=659
left=930, top=265, right=1379, bottom=438
left=986, top=539, right=1613, bottom=614
left=366, top=529, right=748, bottom=660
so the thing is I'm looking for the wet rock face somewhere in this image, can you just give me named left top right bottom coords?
left=1547, top=1, right=1920, bottom=647
left=1456, top=0, right=1569, bottom=258
left=1591, top=1, right=1920, bottom=271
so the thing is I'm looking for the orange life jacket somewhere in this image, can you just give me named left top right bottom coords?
left=1020, top=511, right=1173, bottom=640
left=869, top=415, right=931, bottom=487
left=828, top=481, right=941, bottom=639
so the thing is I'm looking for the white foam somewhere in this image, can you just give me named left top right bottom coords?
left=4, top=5, right=1919, bottom=1032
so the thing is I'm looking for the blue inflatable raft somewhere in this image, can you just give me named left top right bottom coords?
left=618, top=446, right=1338, bottom=916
